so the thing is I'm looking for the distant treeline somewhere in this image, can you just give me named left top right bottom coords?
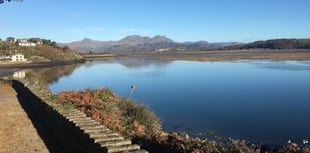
left=225, top=39, right=310, bottom=50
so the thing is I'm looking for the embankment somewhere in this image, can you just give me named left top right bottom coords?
left=0, top=59, right=86, bottom=69
left=11, top=80, right=104, bottom=153
left=10, top=79, right=147, bottom=153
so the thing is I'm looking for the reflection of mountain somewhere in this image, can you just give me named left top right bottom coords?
left=84, top=57, right=171, bottom=69
left=25, top=64, right=83, bottom=85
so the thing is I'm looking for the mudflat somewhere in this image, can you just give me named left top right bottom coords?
left=121, top=49, right=310, bottom=61
left=0, top=82, right=49, bottom=153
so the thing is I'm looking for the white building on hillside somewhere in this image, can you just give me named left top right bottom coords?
left=18, top=39, right=36, bottom=47
left=10, top=53, right=27, bottom=62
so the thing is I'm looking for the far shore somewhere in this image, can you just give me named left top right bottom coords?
left=84, top=49, right=310, bottom=61
left=0, top=59, right=86, bottom=69
left=1, top=49, right=310, bottom=71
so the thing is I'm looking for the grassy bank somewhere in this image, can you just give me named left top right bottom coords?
left=57, top=88, right=310, bottom=153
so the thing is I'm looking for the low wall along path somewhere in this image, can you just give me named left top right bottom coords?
left=1, top=79, right=148, bottom=153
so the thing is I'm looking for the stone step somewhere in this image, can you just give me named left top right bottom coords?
left=68, top=117, right=93, bottom=122
left=99, top=139, right=131, bottom=147
left=74, top=122, right=101, bottom=127
left=61, top=112, right=86, bottom=116
left=80, top=125, right=106, bottom=130
left=89, top=131, right=119, bottom=139
left=65, top=114, right=87, bottom=119
left=83, top=127, right=110, bottom=133
left=71, top=119, right=97, bottom=123
left=94, top=136, right=124, bottom=143
left=57, top=109, right=80, bottom=113
left=121, top=150, right=149, bottom=153
left=62, top=112, right=86, bottom=116
left=59, top=108, right=80, bottom=112
left=86, top=128, right=111, bottom=134
left=106, top=144, right=140, bottom=153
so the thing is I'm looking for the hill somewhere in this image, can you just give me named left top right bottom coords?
left=0, top=42, right=82, bottom=62
left=225, top=39, right=310, bottom=50
left=60, top=36, right=310, bottom=53
left=60, top=35, right=236, bottom=52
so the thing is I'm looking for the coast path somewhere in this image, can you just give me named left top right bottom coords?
left=0, top=82, right=49, bottom=153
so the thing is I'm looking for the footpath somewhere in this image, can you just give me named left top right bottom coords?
left=0, top=82, right=49, bottom=153
left=0, top=79, right=147, bottom=153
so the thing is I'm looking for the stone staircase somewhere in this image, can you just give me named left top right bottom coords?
left=15, top=79, right=148, bottom=153
left=56, top=108, right=147, bottom=153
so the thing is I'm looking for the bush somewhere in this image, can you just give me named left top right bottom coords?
left=118, top=98, right=162, bottom=137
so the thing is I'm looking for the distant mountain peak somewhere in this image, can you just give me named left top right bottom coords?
left=82, top=38, right=92, bottom=41
left=151, top=35, right=174, bottom=43
left=60, top=35, right=242, bottom=52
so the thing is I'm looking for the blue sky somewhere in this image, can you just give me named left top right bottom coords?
left=1, top=0, right=310, bottom=43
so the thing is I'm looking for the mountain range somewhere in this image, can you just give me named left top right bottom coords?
left=59, top=35, right=238, bottom=52
left=59, top=35, right=310, bottom=52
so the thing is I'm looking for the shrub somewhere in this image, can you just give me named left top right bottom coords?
left=118, top=98, right=162, bottom=137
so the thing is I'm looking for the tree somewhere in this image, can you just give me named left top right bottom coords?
left=50, top=41, right=56, bottom=46
left=6, top=37, right=15, bottom=43
left=42, top=39, right=51, bottom=45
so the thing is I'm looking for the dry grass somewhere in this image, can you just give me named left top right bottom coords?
left=58, top=88, right=162, bottom=138
left=57, top=88, right=310, bottom=153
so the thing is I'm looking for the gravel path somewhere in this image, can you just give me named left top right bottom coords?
left=0, top=82, right=49, bottom=153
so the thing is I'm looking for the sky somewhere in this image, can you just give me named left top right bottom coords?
left=1, top=0, right=310, bottom=43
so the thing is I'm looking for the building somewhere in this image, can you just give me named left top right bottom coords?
left=18, top=39, right=37, bottom=47
left=10, top=53, right=27, bottom=62
left=29, top=38, right=43, bottom=45
left=19, top=39, right=28, bottom=43
left=18, top=42, right=36, bottom=47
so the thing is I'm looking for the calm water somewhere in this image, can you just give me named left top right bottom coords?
left=49, top=58, right=310, bottom=145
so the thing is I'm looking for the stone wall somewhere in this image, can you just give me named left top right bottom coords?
left=12, top=80, right=105, bottom=153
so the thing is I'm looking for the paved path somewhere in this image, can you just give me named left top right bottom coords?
left=0, top=83, right=49, bottom=153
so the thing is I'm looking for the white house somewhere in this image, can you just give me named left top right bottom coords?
left=13, top=71, right=26, bottom=79
left=18, top=42, right=36, bottom=47
left=19, top=39, right=28, bottom=43
left=18, top=39, right=37, bottom=47
left=10, top=53, right=27, bottom=62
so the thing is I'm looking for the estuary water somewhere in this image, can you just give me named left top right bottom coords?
left=48, top=58, right=310, bottom=145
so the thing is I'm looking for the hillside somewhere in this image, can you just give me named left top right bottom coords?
left=60, top=35, right=235, bottom=52
left=0, top=42, right=82, bottom=62
left=225, top=39, right=310, bottom=50
left=60, top=36, right=310, bottom=53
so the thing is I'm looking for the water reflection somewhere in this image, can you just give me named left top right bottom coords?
left=85, top=57, right=171, bottom=69
left=47, top=59, right=310, bottom=145
left=23, top=64, right=83, bottom=86
left=13, top=71, right=26, bottom=79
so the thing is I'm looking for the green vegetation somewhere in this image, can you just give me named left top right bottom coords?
left=118, top=98, right=162, bottom=138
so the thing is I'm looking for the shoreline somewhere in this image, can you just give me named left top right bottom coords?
left=1, top=49, right=310, bottom=76
left=83, top=49, right=310, bottom=61
left=0, top=59, right=86, bottom=69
